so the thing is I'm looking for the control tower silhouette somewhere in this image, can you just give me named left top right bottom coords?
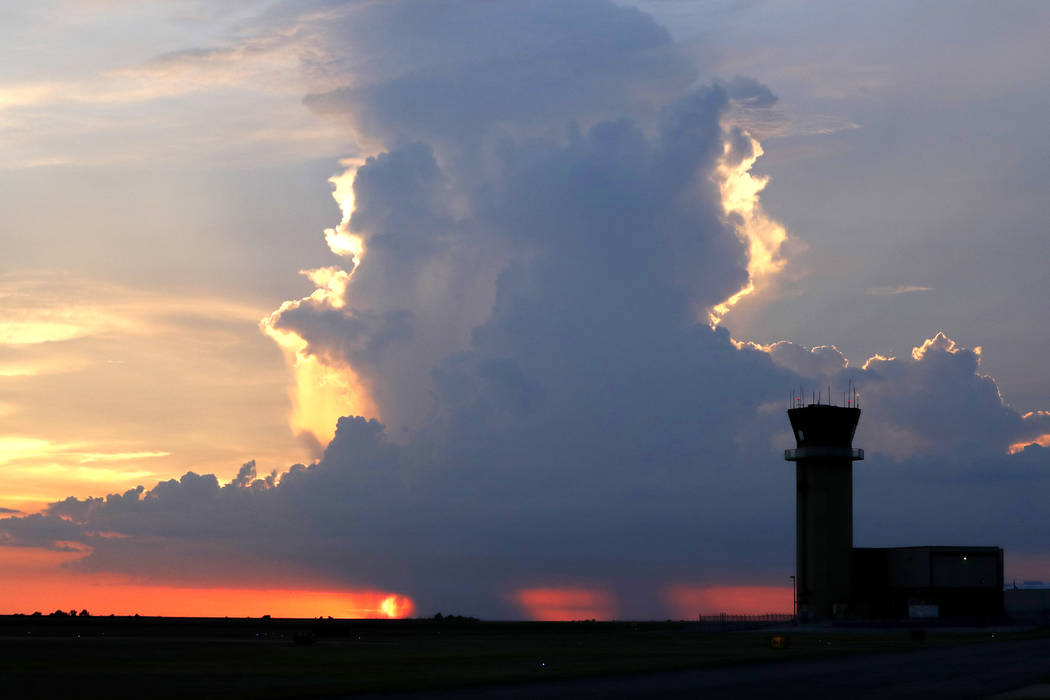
left=785, top=398, right=863, bottom=622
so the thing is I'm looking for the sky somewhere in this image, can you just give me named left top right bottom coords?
left=1, top=0, right=1049, bottom=620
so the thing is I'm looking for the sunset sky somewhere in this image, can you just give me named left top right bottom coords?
left=2, top=1, right=1049, bottom=620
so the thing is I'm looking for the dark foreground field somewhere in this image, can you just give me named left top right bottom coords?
left=2, top=615, right=1048, bottom=699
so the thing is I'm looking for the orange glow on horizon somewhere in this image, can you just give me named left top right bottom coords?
left=512, top=587, right=617, bottom=621
left=0, top=546, right=412, bottom=618
left=664, top=585, right=792, bottom=617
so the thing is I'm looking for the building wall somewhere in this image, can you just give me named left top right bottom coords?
left=852, top=546, right=1004, bottom=620
left=930, top=551, right=999, bottom=588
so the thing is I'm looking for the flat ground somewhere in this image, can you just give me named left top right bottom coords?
left=1, top=616, right=1047, bottom=698
left=359, top=634, right=1050, bottom=700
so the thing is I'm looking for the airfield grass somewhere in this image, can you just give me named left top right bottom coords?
left=1, top=616, right=1043, bottom=698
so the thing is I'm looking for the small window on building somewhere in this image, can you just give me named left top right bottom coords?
left=797, top=430, right=805, bottom=441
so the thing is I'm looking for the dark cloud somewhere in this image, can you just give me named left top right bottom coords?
left=856, top=333, right=1024, bottom=459
left=762, top=341, right=848, bottom=379
left=763, top=334, right=1047, bottom=460
left=724, top=76, right=778, bottom=108
left=0, top=513, right=85, bottom=551
left=303, top=0, right=695, bottom=151
left=348, top=143, right=454, bottom=260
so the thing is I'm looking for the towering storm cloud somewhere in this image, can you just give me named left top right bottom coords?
left=262, top=0, right=787, bottom=440
left=3, top=0, right=1048, bottom=619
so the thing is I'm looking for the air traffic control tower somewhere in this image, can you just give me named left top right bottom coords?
left=785, top=401, right=863, bottom=622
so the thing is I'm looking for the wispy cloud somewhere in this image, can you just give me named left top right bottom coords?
left=0, top=436, right=169, bottom=467
left=0, top=7, right=345, bottom=169
left=867, top=285, right=932, bottom=296
left=0, top=436, right=166, bottom=492
left=0, top=272, right=313, bottom=513
left=0, top=272, right=266, bottom=344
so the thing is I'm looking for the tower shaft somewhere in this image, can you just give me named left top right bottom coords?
left=785, top=405, right=863, bottom=622
left=795, top=459, right=853, bottom=620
